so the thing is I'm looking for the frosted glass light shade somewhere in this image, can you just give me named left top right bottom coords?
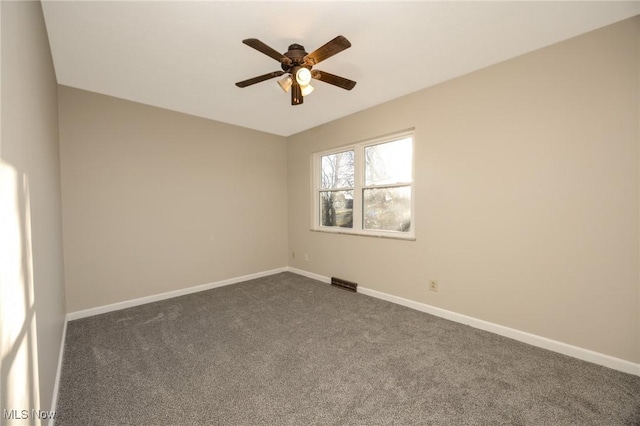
left=278, top=75, right=293, bottom=92
left=301, top=84, right=314, bottom=96
left=295, top=68, right=312, bottom=86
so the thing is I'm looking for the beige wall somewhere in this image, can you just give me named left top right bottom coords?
left=288, top=17, right=640, bottom=363
left=1, top=0, right=67, bottom=418
left=58, top=87, right=288, bottom=312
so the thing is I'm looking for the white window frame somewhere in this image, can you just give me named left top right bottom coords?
left=311, top=129, right=415, bottom=240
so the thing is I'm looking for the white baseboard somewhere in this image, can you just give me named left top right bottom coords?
left=287, top=268, right=640, bottom=377
left=49, top=315, right=67, bottom=426
left=287, top=267, right=330, bottom=284
left=63, top=266, right=639, bottom=376
left=66, top=267, right=288, bottom=321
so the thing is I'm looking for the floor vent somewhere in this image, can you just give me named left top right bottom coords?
left=331, top=277, right=357, bottom=292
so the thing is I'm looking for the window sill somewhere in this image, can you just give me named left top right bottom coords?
left=310, top=228, right=416, bottom=241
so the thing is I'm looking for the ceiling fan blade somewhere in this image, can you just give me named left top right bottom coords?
left=305, top=35, right=351, bottom=65
left=291, top=84, right=303, bottom=105
left=236, top=71, right=285, bottom=88
left=242, top=38, right=287, bottom=62
left=311, top=70, right=356, bottom=90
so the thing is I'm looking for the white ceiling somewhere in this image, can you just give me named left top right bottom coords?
left=42, top=1, right=639, bottom=137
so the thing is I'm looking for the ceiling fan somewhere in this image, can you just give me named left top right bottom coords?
left=235, top=35, right=356, bottom=106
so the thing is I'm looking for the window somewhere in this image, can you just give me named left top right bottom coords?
left=313, top=130, right=414, bottom=239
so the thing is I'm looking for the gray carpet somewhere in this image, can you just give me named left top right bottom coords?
left=56, top=272, right=640, bottom=425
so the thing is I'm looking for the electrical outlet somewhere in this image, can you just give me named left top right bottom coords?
left=305, top=253, right=309, bottom=261
left=429, top=280, right=438, bottom=292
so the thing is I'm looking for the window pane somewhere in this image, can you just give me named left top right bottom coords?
left=321, top=150, right=354, bottom=189
left=320, top=190, right=353, bottom=228
left=363, top=186, right=411, bottom=232
left=365, top=137, right=412, bottom=186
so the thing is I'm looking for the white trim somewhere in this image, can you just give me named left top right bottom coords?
left=62, top=266, right=640, bottom=376
left=49, top=316, right=67, bottom=426
left=67, top=268, right=288, bottom=320
left=310, top=228, right=417, bottom=241
left=287, top=267, right=330, bottom=284
left=287, top=268, right=640, bottom=377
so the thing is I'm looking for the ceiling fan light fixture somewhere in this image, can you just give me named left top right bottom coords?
left=295, top=67, right=312, bottom=86
left=278, top=75, right=293, bottom=92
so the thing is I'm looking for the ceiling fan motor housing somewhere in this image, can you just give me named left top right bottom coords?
left=281, top=43, right=309, bottom=71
